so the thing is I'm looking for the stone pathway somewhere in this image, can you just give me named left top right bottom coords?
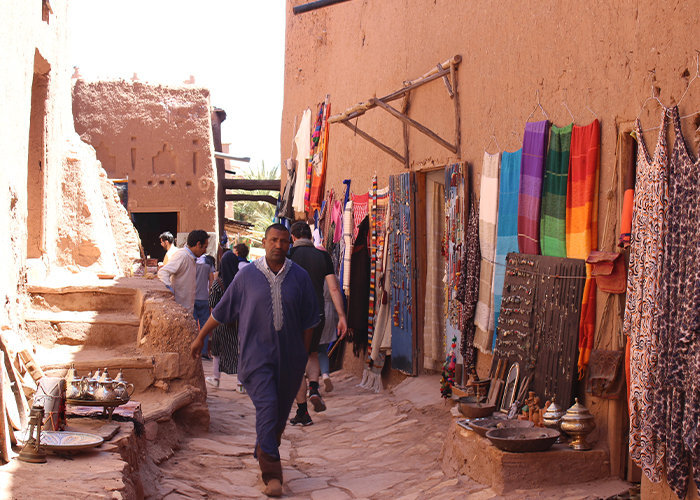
left=151, top=365, right=630, bottom=499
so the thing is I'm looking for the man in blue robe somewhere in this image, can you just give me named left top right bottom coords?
left=190, top=224, right=319, bottom=497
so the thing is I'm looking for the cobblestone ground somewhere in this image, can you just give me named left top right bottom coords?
left=152, top=365, right=629, bottom=499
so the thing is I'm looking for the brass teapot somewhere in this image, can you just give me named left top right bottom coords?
left=542, top=398, right=566, bottom=443
left=560, top=398, right=596, bottom=450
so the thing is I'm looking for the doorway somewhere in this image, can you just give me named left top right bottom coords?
left=132, top=212, right=178, bottom=261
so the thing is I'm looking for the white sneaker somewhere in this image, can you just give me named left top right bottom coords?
left=322, top=374, right=333, bottom=392
left=205, top=376, right=220, bottom=388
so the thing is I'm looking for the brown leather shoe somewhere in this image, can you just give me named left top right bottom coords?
left=263, top=478, right=282, bottom=497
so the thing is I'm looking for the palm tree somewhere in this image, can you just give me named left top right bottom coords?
left=231, top=161, right=280, bottom=238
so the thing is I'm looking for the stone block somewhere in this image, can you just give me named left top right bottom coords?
left=145, top=421, right=159, bottom=441
left=154, top=352, right=179, bottom=379
left=440, top=418, right=610, bottom=494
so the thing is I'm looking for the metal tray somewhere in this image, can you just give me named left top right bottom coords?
left=485, top=427, right=560, bottom=452
left=40, top=431, right=104, bottom=451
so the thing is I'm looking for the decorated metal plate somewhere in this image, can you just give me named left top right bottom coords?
left=40, top=431, right=104, bottom=451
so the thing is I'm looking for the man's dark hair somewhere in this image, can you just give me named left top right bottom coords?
left=265, top=223, right=290, bottom=237
left=234, top=243, right=249, bottom=259
left=290, top=221, right=312, bottom=239
left=159, top=231, right=174, bottom=244
left=187, top=229, right=209, bottom=248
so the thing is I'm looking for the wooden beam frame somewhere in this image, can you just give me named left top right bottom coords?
left=329, top=55, right=461, bottom=167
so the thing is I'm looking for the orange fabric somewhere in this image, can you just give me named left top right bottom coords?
left=566, top=119, right=600, bottom=378
left=309, top=101, right=331, bottom=212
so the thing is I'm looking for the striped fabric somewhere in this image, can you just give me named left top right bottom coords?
left=492, top=149, right=522, bottom=350
left=518, top=120, right=550, bottom=255
left=309, top=97, right=331, bottom=212
left=566, top=119, right=600, bottom=375
left=540, top=123, right=572, bottom=257
left=342, top=200, right=353, bottom=295
left=367, top=176, right=378, bottom=353
left=473, top=152, right=501, bottom=353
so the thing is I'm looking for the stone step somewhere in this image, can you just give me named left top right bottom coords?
left=27, top=284, right=140, bottom=314
left=25, top=310, right=140, bottom=347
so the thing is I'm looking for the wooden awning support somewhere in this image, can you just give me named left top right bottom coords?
left=222, top=178, right=281, bottom=191
left=329, top=55, right=461, bottom=167
left=225, top=193, right=278, bottom=205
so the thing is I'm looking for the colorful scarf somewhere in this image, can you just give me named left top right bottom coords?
left=473, top=152, right=500, bottom=353
left=540, top=123, right=572, bottom=257
left=518, top=120, right=550, bottom=255
left=456, top=193, right=480, bottom=369
left=566, top=119, right=600, bottom=376
left=492, top=149, right=522, bottom=350
left=352, top=192, right=369, bottom=240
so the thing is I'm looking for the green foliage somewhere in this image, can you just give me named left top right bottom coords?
left=231, top=161, right=280, bottom=240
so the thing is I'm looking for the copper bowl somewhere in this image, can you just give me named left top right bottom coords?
left=458, top=397, right=496, bottom=419
left=485, top=427, right=560, bottom=452
left=469, top=417, right=534, bottom=438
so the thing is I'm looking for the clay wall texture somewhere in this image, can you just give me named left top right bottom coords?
left=282, top=0, right=700, bottom=484
left=0, top=0, right=141, bottom=338
left=72, top=80, right=219, bottom=235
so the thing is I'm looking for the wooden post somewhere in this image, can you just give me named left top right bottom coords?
left=0, top=364, right=9, bottom=463
left=401, top=94, right=410, bottom=169
left=451, top=62, right=461, bottom=158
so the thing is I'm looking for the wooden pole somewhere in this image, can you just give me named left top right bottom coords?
left=371, top=98, right=458, bottom=154
left=0, top=338, right=28, bottom=431
left=340, top=120, right=406, bottom=164
left=0, top=364, right=9, bottom=463
left=401, top=94, right=410, bottom=169
left=451, top=62, right=461, bottom=158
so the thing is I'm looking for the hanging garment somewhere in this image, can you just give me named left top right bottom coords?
left=292, top=109, right=312, bottom=214
left=518, top=120, right=550, bottom=255
left=623, top=110, right=668, bottom=483
left=370, top=187, right=392, bottom=367
left=473, top=152, right=501, bottom=354
left=492, top=149, right=523, bottom=351
left=331, top=199, right=343, bottom=244
left=423, top=177, right=446, bottom=370
left=305, top=103, right=325, bottom=213
left=653, top=106, right=700, bottom=498
left=456, top=193, right=480, bottom=370
left=566, top=119, right=601, bottom=375
left=540, top=123, right=572, bottom=257
left=278, top=158, right=296, bottom=220
left=348, top=216, right=371, bottom=356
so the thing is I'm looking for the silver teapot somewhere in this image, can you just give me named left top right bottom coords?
left=83, top=372, right=99, bottom=400
left=113, top=369, right=135, bottom=401
left=94, top=379, right=117, bottom=402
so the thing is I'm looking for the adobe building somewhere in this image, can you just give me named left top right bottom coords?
left=0, top=2, right=208, bottom=495
left=281, top=1, right=699, bottom=498
left=72, top=80, right=220, bottom=261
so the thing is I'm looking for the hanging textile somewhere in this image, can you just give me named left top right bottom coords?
left=309, top=96, right=331, bottom=212
left=352, top=192, right=369, bottom=241
left=278, top=159, right=296, bottom=220
left=331, top=199, right=343, bottom=244
left=473, top=152, right=501, bottom=353
left=492, top=149, right=523, bottom=351
left=360, top=184, right=391, bottom=393
left=367, top=176, right=379, bottom=354
left=566, top=119, right=600, bottom=375
left=389, top=172, right=416, bottom=375
left=652, top=106, right=700, bottom=498
left=292, top=108, right=312, bottom=215
left=304, top=103, right=324, bottom=212
left=540, top=123, right=572, bottom=257
left=455, top=193, right=480, bottom=370
left=423, top=176, right=446, bottom=370
left=623, top=110, right=668, bottom=483
left=320, top=189, right=334, bottom=247
left=618, top=132, right=637, bottom=249
left=348, top=216, right=370, bottom=356
left=518, top=120, right=550, bottom=255
left=341, top=200, right=353, bottom=295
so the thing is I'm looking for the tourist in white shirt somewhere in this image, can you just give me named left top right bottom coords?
left=158, top=230, right=209, bottom=314
left=158, top=231, right=179, bottom=267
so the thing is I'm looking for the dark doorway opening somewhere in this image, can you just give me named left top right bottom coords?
left=132, top=212, right=178, bottom=261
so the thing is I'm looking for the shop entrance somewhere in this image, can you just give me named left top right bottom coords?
left=132, top=212, right=178, bottom=261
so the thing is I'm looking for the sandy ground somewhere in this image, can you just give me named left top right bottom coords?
left=148, top=362, right=632, bottom=500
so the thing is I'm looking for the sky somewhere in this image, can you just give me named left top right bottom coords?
left=67, top=0, right=286, bottom=174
